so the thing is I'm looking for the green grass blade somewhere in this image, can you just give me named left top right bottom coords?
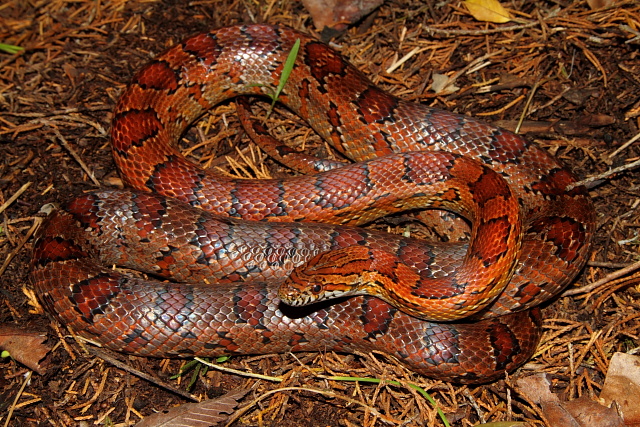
left=266, top=38, right=300, bottom=118
left=0, top=43, right=24, bottom=54
left=274, top=38, right=300, bottom=102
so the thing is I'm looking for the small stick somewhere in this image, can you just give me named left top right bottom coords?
left=386, top=47, right=427, bottom=74
left=588, top=261, right=632, bottom=269
left=566, top=157, right=640, bottom=191
left=563, top=258, right=640, bottom=296
left=53, top=128, right=101, bottom=186
left=608, top=131, right=640, bottom=161
left=2, top=371, right=32, bottom=427
left=421, top=20, right=539, bottom=36
left=87, top=347, right=199, bottom=402
left=0, top=207, right=40, bottom=277
left=0, top=182, right=31, bottom=216
left=194, top=357, right=283, bottom=382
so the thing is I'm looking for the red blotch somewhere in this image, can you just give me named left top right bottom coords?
left=360, top=297, right=395, bottom=337
left=488, top=320, right=518, bottom=370
left=538, top=217, right=584, bottom=263
left=305, top=41, right=348, bottom=82
left=182, top=33, right=220, bottom=67
left=111, top=109, right=162, bottom=153
left=71, top=274, right=121, bottom=322
left=469, top=167, right=512, bottom=206
left=532, top=168, right=583, bottom=197
left=132, top=61, right=180, bottom=91
left=66, top=194, right=101, bottom=230
left=33, top=236, right=88, bottom=265
left=354, top=87, right=398, bottom=124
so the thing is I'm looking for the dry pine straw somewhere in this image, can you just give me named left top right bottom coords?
left=1, top=0, right=640, bottom=425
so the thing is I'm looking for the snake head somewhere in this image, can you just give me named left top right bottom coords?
left=278, top=278, right=364, bottom=306
left=277, top=246, right=391, bottom=307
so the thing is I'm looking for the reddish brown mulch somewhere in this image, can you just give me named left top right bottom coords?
left=1, top=0, right=639, bottom=425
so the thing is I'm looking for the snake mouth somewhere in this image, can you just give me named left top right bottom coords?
left=277, top=289, right=315, bottom=306
left=277, top=295, right=353, bottom=319
left=278, top=284, right=353, bottom=307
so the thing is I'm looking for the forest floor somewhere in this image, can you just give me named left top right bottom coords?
left=1, top=0, right=639, bottom=426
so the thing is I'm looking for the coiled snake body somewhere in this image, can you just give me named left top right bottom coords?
left=31, top=24, right=594, bottom=383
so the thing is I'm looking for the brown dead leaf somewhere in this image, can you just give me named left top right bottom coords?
left=516, top=374, right=580, bottom=427
left=463, top=0, right=511, bottom=23
left=515, top=373, right=557, bottom=404
left=0, top=325, right=49, bottom=374
left=586, top=0, right=617, bottom=9
left=516, top=374, right=624, bottom=427
left=301, top=0, right=384, bottom=31
left=600, top=352, right=640, bottom=424
left=563, top=395, right=624, bottom=427
left=134, top=389, right=248, bottom=427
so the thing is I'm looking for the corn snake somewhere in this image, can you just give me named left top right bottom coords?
left=31, top=24, right=595, bottom=383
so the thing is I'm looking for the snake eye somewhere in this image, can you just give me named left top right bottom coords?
left=311, top=284, right=322, bottom=294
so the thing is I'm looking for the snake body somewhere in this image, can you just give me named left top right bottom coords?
left=31, top=24, right=595, bottom=383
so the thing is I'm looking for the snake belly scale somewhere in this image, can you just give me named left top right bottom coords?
left=31, top=24, right=595, bottom=383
